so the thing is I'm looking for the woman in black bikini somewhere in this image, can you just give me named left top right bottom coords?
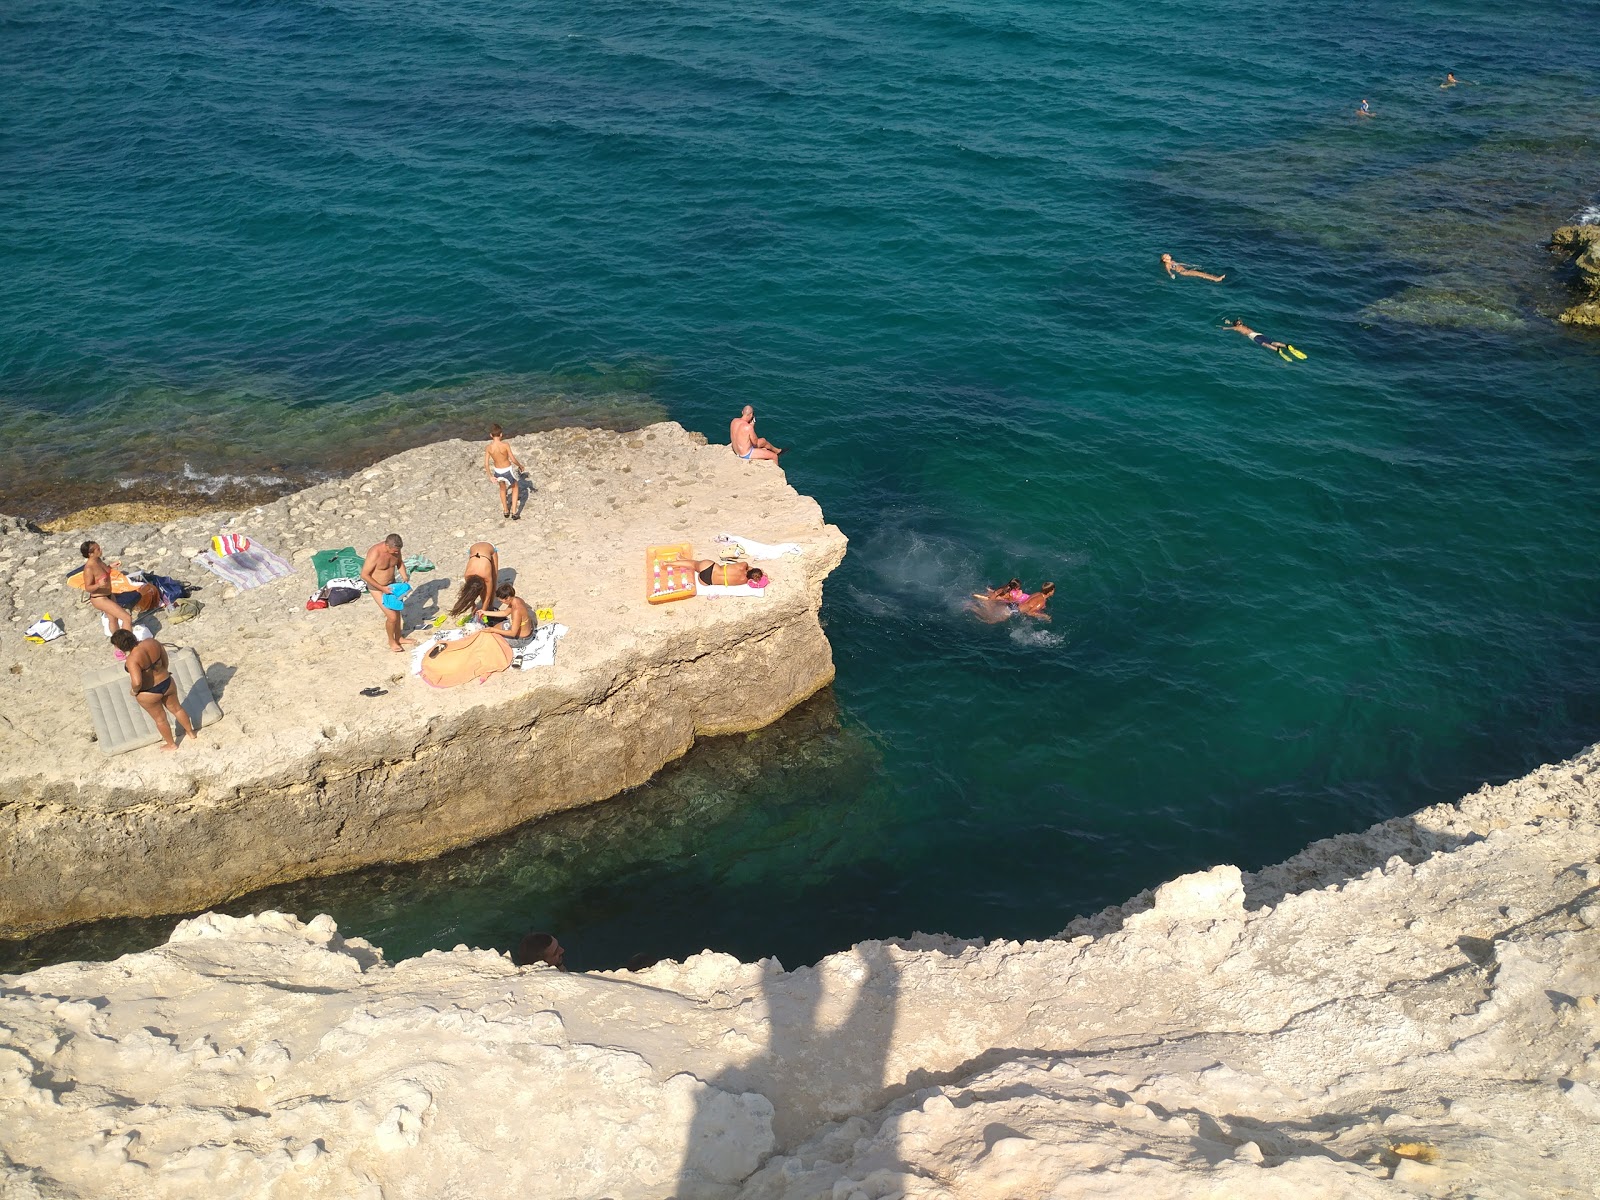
left=110, top=630, right=197, bottom=751
left=691, top=559, right=766, bottom=587
left=449, top=542, right=500, bottom=620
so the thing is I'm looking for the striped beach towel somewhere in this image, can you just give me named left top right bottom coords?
left=194, top=545, right=295, bottom=591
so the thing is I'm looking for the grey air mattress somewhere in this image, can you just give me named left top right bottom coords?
left=82, top=646, right=223, bottom=756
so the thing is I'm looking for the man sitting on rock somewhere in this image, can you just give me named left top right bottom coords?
left=111, top=629, right=198, bottom=752
left=730, top=405, right=783, bottom=462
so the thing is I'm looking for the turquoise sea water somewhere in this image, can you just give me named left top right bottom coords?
left=5, top=0, right=1600, bottom=971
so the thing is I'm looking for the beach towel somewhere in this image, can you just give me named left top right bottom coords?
left=697, top=583, right=769, bottom=599
left=513, top=623, right=568, bottom=669
left=194, top=544, right=295, bottom=591
left=418, top=630, right=512, bottom=688
left=714, top=533, right=803, bottom=559
left=313, top=547, right=365, bottom=589
left=82, top=647, right=222, bottom=757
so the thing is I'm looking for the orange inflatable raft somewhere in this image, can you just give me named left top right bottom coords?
left=646, top=543, right=697, bottom=604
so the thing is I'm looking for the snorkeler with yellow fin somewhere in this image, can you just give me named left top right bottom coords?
left=1222, top=318, right=1306, bottom=362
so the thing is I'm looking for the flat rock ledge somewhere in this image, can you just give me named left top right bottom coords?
left=4, top=745, right=1600, bottom=1198
left=0, top=423, right=847, bottom=936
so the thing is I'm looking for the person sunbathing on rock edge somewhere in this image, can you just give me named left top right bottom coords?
left=691, top=559, right=767, bottom=587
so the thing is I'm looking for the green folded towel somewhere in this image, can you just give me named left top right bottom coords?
left=404, top=555, right=436, bottom=573
left=312, top=546, right=365, bottom=589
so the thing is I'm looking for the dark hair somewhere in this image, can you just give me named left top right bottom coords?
left=109, top=629, right=139, bottom=651
left=450, top=575, right=488, bottom=617
left=513, top=932, right=561, bottom=967
left=385, top=533, right=403, bottom=550
left=80, top=541, right=97, bottom=558
left=1007, top=578, right=1021, bottom=591
left=495, top=582, right=516, bottom=599
left=1039, top=581, right=1056, bottom=596
left=748, top=567, right=765, bottom=583
left=491, top=424, right=503, bottom=437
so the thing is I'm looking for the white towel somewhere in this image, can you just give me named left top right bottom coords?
left=697, top=583, right=768, bottom=599
left=715, top=533, right=802, bottom=559
left=515, top=623, right=568, bottom=669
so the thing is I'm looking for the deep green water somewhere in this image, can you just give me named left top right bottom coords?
left=5, top=0, right=1600, bottom=972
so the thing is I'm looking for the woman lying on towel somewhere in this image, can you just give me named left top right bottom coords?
left=692, top=559, right=767, bottom=588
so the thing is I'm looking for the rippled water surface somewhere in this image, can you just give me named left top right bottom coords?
left=4, top=0, right=1600, bottom=971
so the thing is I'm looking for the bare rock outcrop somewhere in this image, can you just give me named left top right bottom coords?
left=3, top=743, right=1600, bottom=1197
left=1550, top=223, right=1600, bottom=326
left=0, top=423, right=846, bottom=935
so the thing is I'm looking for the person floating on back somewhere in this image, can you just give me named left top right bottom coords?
left=1223, top=318, right=1307, bottom=362
left=1161, top=253, right=1225, bottom=282
left=111, top=629, right=198, bottom=751
left=484, top=424, right=527, bottom=520
left=730, top=405, right=783, bottom=462
left=360, top=533, right=413, bottom=652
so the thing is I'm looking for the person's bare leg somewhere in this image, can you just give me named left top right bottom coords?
left=162, top=689, right=197, bottom=744
left=511, top=478, right=524, bottom=519
left=386, top=608, right=414, bottom=652
left=751, top=446, right=781, bottom=461
left=91, top=594, right=131, bottom=634
left=497, top=479, right=510, bottom=517
left=136, top=691, right=178, bottom=750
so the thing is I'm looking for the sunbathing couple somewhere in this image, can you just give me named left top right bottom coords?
left=971, top=579, right=1054, bottom=623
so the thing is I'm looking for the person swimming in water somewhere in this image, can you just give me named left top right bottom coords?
left=1017, top=582, right=1055, bottom=621
left=969, top=578, right=1037, bottom=623
left=1222, top=318, right=1291, bottom=355
left=1160, top=253, right=1225, bottom=282
left=1357, top=98, right=1372, bottom=117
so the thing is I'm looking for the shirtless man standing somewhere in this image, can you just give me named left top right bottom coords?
left=360, top=533, right=412, bottom=652
left=110, top=630, right=197, bottom=751
left=730, top=405, right=783, bottom=462
left=1160, top=253, right=1225, bottom=282
left=483, top=424, right=527, bottom=520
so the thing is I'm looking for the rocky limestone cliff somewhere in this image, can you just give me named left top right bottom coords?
left=0, top=423, right=846, bottom=936
left=1550, top=223, right=1600, bottom=326
left=3, top=743, right=1599, bottom=1198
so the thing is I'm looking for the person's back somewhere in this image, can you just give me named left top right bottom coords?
left=128, top=637, right=168, bottom=682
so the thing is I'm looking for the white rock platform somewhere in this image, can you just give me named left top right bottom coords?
left=2, top=744, right=1599, bottom=1198
left=0, top=423, right=847, bottom=936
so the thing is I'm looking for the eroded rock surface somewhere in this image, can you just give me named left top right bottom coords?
left=1550, top=223, right=1600, bottom=326
left=3, top=745, right=1599, bottom=1198
left=0, top=423, right=846, bottom=934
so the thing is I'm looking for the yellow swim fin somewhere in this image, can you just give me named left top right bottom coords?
left=1287, top=345, right=1307, bottom=360
left=1278, top=348, right=1293, bottom=362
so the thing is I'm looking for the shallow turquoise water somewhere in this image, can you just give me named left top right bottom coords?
left=5, top=0, right=1600, bottom=971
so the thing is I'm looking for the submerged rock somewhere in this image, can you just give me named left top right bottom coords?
left=1362, top=285, right=1526, bottom=331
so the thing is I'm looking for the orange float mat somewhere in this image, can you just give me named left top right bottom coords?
left=646, top=543, right=697, bottom=604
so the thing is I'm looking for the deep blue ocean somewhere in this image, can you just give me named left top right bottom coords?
left=5, top=0, right=1600, bottom=972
